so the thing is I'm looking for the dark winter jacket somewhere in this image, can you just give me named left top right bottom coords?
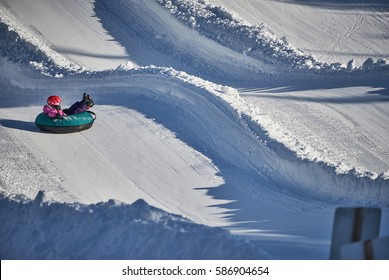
left=63, top=101, right=89, bottom=115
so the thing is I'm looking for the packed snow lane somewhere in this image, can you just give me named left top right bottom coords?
left=0, top=105, right=232, bottom=228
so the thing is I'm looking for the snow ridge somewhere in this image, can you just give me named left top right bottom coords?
left=0, top=191, right=272, bottom=259
left=156, top=0, right=389, bottom=75
left=0, top=23, right=75, bottom=78
left=156, top=0, right=317, bottom=69
left=2, top=0, right=387, bottom=80
left=0, top=3, right=82, bottom=76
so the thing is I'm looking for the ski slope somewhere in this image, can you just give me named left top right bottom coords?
left=1, top=0, right=389, bottom=259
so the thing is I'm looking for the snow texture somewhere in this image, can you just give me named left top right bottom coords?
left=0, top=0, right=388, bottom=260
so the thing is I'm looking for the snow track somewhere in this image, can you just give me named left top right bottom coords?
left=1, top=0, right=389, bottom=259
left=1, top=68, right=388, bottom=239
left=0, top=116, right=75, bottom=202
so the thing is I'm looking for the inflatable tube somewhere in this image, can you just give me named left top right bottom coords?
left=35, top=111, right=96, bottom=133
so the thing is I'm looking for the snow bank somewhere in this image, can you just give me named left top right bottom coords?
left=0, top=3, right=82, bottom=75
left=0, top=22, right=67, bottom=77
left=2, top=0, right=387, bottom=80
left=155, top=0, right=389, bottom=75
left=156, top=0, right=316, bottom=69
left=0, top=191, right=272, bottom=259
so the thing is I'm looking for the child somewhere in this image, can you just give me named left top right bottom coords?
left=63, top=93, right=94, bottom=115
left=43, top=95, right=67, bottom=118
left=43, top=93, right=94, bottom=118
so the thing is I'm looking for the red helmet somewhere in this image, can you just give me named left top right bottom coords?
left=47, top=95, right=62, bottom=106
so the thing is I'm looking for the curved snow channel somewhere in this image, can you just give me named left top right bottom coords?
left=0, top=69, right=326, bottom=239
left=1, top=67, right=389, bottom=241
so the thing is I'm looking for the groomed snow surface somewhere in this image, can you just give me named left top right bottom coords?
left=0, top=0, right=389, bottom=260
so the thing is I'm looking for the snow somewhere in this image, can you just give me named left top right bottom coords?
left=207, top=0, right=389, bottom=68
left=1, top=192, right=273, bottom=259
left=0, top=0, right=388, bottom=260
